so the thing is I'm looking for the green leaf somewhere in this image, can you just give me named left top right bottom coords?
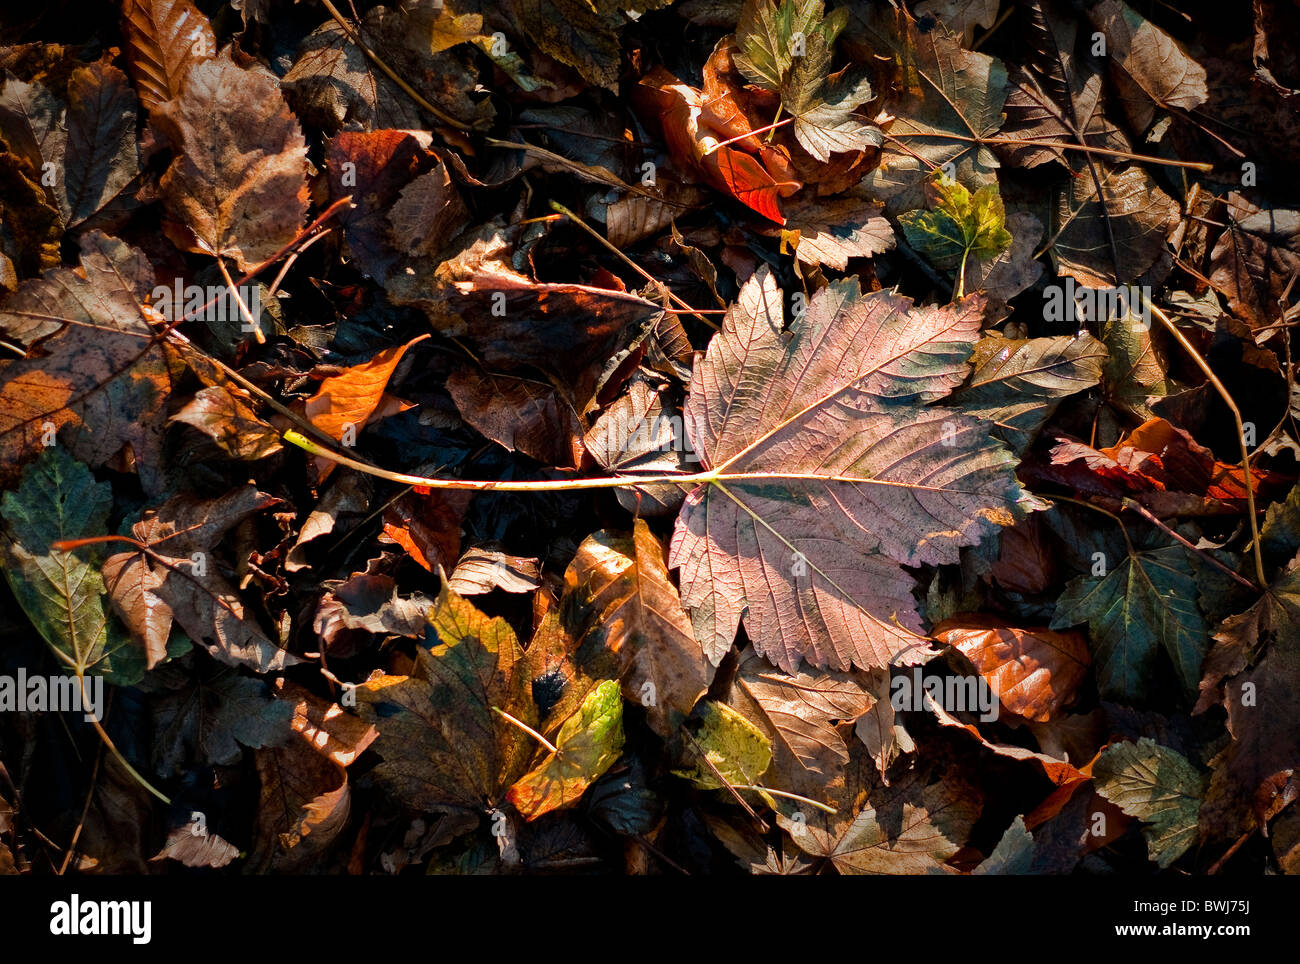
left=900, top=173, right=1013, bottom=295
left=1259, top=481, right=1300, bottom=573
left=0, top=446, right=143, bottom=684
left=505, top=678, right=625, bottom=820
left=735, top=0, right=825, bottom=91
left=358, top=582, right=614, bottom=824
left=1101, top=307, right=1171, bottom=421
left=1051, top=533, right=1208, bottom=703
left=675, top=701, right=773, bottom=791
left=950, top=332, right=1107, bottom=456
left=1094, top=738, right=1205, bottom=868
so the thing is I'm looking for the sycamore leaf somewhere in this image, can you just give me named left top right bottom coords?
left=949, top=332, right=1107, bottom=456
left=1198, top=576, right=1297, bottom=699
left=669, top=266, right=1036, bottom=673
left=0, top=446, right=144, bottom=685
left=150, top=659, right=293, bottom=777
left=674, top=700, right=773, bottom=791
left=735, top=0, right=878, bottom=161
left=781, top=194, right=895, bottom=270
left=1051, top=532, right=1208, bottom=704
left=505, top=679, right=624, bottom=820
left=734, top=0, right=827, bottom=92
left=998, top=1, right=1129, bottom=170
left=853, top=6, right=1008, bottom=215
left=384, top=222, right=661, bottom=409
left=730, top=646, right=880, bottom=799
left=1094, top=738, right=1204, bottom=868
left=899, top=173, right=1013, bottom=296
left=157, top=47, right=309, bottom=273
left=778, top=752, right=981, bottom=874
left=584, top=377, right=694, bottom=517
left=357, top=583, right=534, bottom=817
left=358, top=583, right=610, bottom=823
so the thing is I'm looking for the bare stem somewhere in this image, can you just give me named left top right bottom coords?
left=1143, top=297, right=1268, bottom=588
left=703, top=116, right=793, bottom=155
left=285, top=429, right=704, bottom=490
left=736, top=785, right=837, bottom=814
left=78, top=673, right=171, bottom=804
left=216, top=258, right=264, bottom=344
left=549, top=201, right=719, bottom=331
left=318, top=0, right=470, bottom=130
left=1120, top=497, right=1259, bottom=592
left=491, top=707, right=559, bottom=755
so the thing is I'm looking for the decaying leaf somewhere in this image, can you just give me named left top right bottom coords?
left=1094, top=737, right=1205, bottom=868
left=158, top=47, right=309, bottom=272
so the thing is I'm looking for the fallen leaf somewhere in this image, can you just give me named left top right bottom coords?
left=120, top=0, right=216, bottom=114
left=669, top=266, right=1035, bottom=672
left=934, top=615, right=1091, bottom=722
left=157, top=47, right=309, bottom=272
left=1094, top=737, right=1205, bottom=868
left=0, top=446, right=144, bottom=684
left=563, top=520, right=713, bottom=740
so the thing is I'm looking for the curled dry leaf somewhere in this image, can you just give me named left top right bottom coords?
left=447, top=547, right=541, bottom=596
left=103, top=485, right=295, bottom=672
left=120, top=0, right=216, bottom=114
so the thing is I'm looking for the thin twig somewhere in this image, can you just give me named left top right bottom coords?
left=318, top=0, right=471, bottom=130
left=216, top=257, right=264, bottom=344
left=492, top=707, right=559, bottom=756
left=1120, top=498, right=1259, bottom=592
left=1143, top=297, right=1268, bottom=587
left=549, top=201, right=719, bottom=331
left=682, top=728, right=769, bottom=832
left=58, top=739, right=103, bottom=875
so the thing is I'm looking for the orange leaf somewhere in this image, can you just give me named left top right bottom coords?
left=304, top=335, right=427, bottom=442
left=935, top=615, right=1091, bottom=723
